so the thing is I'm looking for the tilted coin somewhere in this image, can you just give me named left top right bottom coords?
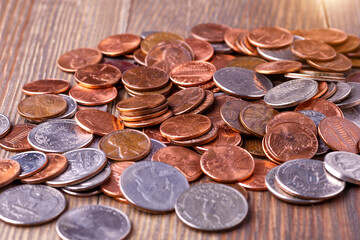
left=140, top=31, right=159, bottom=39
left=57, top=94, right=77, bottom=119
left=343, top=104, right=360, bottom=128
left=57, top=48, right=102, bottom=72
left=101, top=161, right=134, bottom=197
left=188, top=90, right=214, bottom=114
left=141, top=138, right=167, bottom=161
left=69, top=85, right=117, bottom=106
left=346, top=71, right=360, bottom=83
left=242, top=136, right=266, bottom=158
left=209, top=54, right=236, bottom=70
left=56, top=205, right=131, bottom=240
left=77, top=103, right=108, bottom=112
left=220, top=99, right=252, bottom=135
left=0, top=185, right=66, bottom=226
left=285, top=72, right=346, bottom=82
left=169, top=123, right=218, bottom=147
left=116, top=94, right=166, bottom=112
left=0, top=159, right=20, bottom=188
left=224, top=28, right=248, bottom=53
left=191, top=23, right=230, bottom=43
left=321, top=82, right=336, bottom=99
left=302, top=28, right=348, bottom=45
left=237, top=33, right=258, bottom=56
left=204, top=94, right=237, bottom=126
left=22, top=79, right=70, bottom=95
left=212, top=42, right=233, bottom=53
left=295, top=98, right=344, bottom=117
left=0, top=123, right=35, bottom=151
left=248, top=26, right=293, bottom=49
left=0, top=114, right=10, bottom=138
left=334, top=34, right=360, bottom=53
left=10, top=151, right=48, bottom=179
left=167, top=87, right=205, bottom=115
left=350, top=58, right=360, bottom=68
left=307, top=53, right=352, bottom=72
left=254, top=60, right=302, bottom=74
left=102, top=58, right=137, bottom=73
left=291, top=40, right=336, bottom=61
left=185, top=38, right=214, bottom=61
left=120, top=161, right=190, bottom=212
left=226, top=56, right=267, bottom=70
left=61, top=188, right=102, bottom=197
left=97, top=33, right=141, bottom=56
left=336, top=82, right=360, bottom=109
left=133, top=48, right=146, bottom=66
left=122, top=110, right=173, bottom=128
left=326, top=82, right=352, bottom=103
left=175, top=183, right=248, bottom=231
left=141, top=32, right=184, bottom=54
left=124, top=82, right=173, bottom=96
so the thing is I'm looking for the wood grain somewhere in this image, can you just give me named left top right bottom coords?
left=0, top=0, right=359, bottom=239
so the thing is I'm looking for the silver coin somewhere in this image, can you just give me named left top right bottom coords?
left=65, top=163, right=111, bottom=192
left=46, top=148, right=107, bottom=187
left=0, top=184, right=66, bottom=226
left=327, top=82, right=352, bottom=103
left=257, top=36, right=304, bottom=61
left=264, top=79, right=318, bottom=108
left=141, top=138, right=167, bottom=161
left=77, top=104, right=108, bottom=112
left=56, top=205, right=131, bottom=240
left=140, top=31, right=159, bottom=39
left=343, top=104, right=360, bottom=128
left=0, top=114, right=10, bottom=137
left=10, top=151, right=47, bottom=178
left=211, top=43, right=232, bottom=53
left=336, top=82, right=360, bottom=109
left=276, top=159, right=345, bottom=200
left=175, top=183, right=248, bottom=231
left=284, top=72, right=346, bottom=82
left=324, top=151, right=360, bottom=185
left=28, top=119, right=93, bottom=153
left=57, top=94, right=77, bottom=119
left=120, top=161, right=189, bottom=212
left=213, top=67, right=273, bottom=99
left=61, top=188, right=102, bottom=197
left=265, top=166, right=323, bottom=205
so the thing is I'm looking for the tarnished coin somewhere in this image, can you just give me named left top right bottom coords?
left=133, top=48, right=146, bottom=66
left=61, top=188, right=102, bottom=197
left=170, top=123, right=218, bottom=147
left=10, top=151, right=48, bottom=179
left=0, top=114, right=10, bottom=138
left=336, top=82, right=360, bottom=109
left=57, top=94, right=77, bottom=119
left=254, top=60, right=302, bottom=74
left=291, top=40, right=336, bottom=61
left=175, top=183, right=248, bottom=231
left=143, top=126, right=170, bottom=144
left=307, top=53, right=352, bottom=72
left=295, top=98, right=344, bottom=117
left=46, top=148, right=107, bottom=187
left=28, top=119, right=94, bottom=153
left=0, top=185, right=66, bottom=226
left=141, top=32, right=184, bottom=54
left=57, top=48, right=102, bottom=72
left=257, top=36, right=304, bottom=61
left=303, top=28, right=348, bottom=45
left=209, top=54, right=235, bottom=70
left=74, top=63, right=121, bottom=88
left=0, top=159, right=20, bottom=188
left=69, top=85, right=117, bottom=106
left=220, top=99, right=251, bottom=135
left=117, top=94, right=166, bottom=113
left=120, top=161, right=190, bottom=212
left=226, top=56, right=267, bottom=70
left=248, top=26, right=293, bottom=49
left=327, top=82, right=352, bottom=103
left=22, top=79, right=70, bottom=95
left=99, top=129, right=151, bottom=161
left=141, top=139, right=167, bottom=161
left=189, top=90, right=214, bottom=114
left=97, top=33, right=141, bottom=56
left=213, top=67, right=273, bottom=99
left=101, top=161, right=134, bottom=197
left=276, top=159, right=345, bottom=200
left=56, top=205, right=131, bottom=240
left=191, top=23, right=230, bottom=43
left=167, top=87, right=205, bottom=115
left=0, top=124, right=35, bottom=151
left=242, top=136, right=265, bottom=158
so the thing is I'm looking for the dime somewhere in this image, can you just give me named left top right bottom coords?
left=57, top=48, right=102, bottom=72
left=336, top=82, right=360, bottom=109
left=69, top=85, right=117, bottom=106
left=74, top=63, right=121, bottom=88
left=170, top=123, right=218, bottom=147
left=248, top=27, right=293, bottom=49
left=0, top=114, right=10, bottom=138
left=0, top=185, right=66, bottom=226
left=167, top=87, right=205, bottom=115
left=97, top=33, right=141, bottom=56
left=226, top=56, right=267, bottom=70
left=303, top=28, right=348, bottom=45
left=140, top=138, right=167, bottom=161
left=141, top=32, right=184, bottom=54
left=224, top=28, right=248, bottom=53
left=56, top=205, right=131, bottom=240
left=189, top=90, right=214, bottom=114
left=61, top=188, right=102, bottom=197
left=242, top=136, right=266, bottom=158
left=254, top=60, right=302, bottom=74
left=295, top=98, right=344, bottom=117
left=57, top=94, right=77, bottom=119
left=22, top=79, right=70, bottom=95
left=209, top=54, right=236, bottom=70
left=191, top=23, right=230, bottom=43
left=219, top=99, right=251, bottom=135
left=120, top=161, right=190, bottom=212
left=326, top=82, right=352, bottom=103
left=10, top=151, right=48, bottom=178
left=28, top=119, right=93, bottom=153
left=116, top=94, right=166, bottom=112
left=175, top=183, right=248, bottom=231
left=0, top=159, right=20, bottom=188
left=101, top=161, right=134, bottom=197
left=0, top=124, right=35, bottom=151
left=307, top=53, right=352, bottom=72
left=291, top=40, right=336, bottom=61
left=133, top=48, right=147, bottom=66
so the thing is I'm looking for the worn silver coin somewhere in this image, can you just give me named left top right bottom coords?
left=213, top=67, right=273, bottom=99
left=336, top=82, right=360, bottom=109
left=61, top=188, right=102, bottom=197
left=120, top=161, right=189, bottom=212
left=257, top=36, right=304, bottom=61
left=264, top=79, right=318, bottom=108
left=56, top=205, right=131, bottom=240
left=28, top=119, right=93, bottom=153
left=211, top=43, right=232, bottom=53
left=10, top=151, right=48, bottom=178
left=77, top=104, right=108, bottom=112
left=46, top=148, right=107, bottom=187
left=175, top=183, right=248, bottom=231
left=343, top=104, right=360, bottom=128
left=0, top=185, right=66, bottom=226
left=0, top=114, right=10, bottom=137
left=141, top=138, right=167, bottom=161
left=327, top=82, right=352, bottom=103
left=57, top=94, right=77, bottom=119
left=276, top=159, right=345, bottom=200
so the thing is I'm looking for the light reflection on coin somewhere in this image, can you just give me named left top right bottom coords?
left=10, top=151, right=48, bottom=179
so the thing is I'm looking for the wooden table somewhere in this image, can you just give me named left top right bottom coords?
left=1, top=0, right=360, bottom=239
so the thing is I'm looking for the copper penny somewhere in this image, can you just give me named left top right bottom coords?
left=264, top=122, right=318, bottom=162
left=321, top=82, right=337, bottom=99
left=22, top=79, right=70, bottom=95
left=133, top=49, right=147, bottom=66
left=190, top=23, right=230, bottom=43
left=307, top=53, right=352, bottom=72
left=69, top=85, right=117, bottom=106
left=295, top=98, right=344, bottom=117
left=99, top=129, right=151, bottom=161
left=204, top=94, right=237, bottom=127
left=167, top=87, right=205, bottom=115
left=97, top=33, right=141, bottom=56
left=239, top=159, right=277, bottom=190
left=122, top=110, right=173, bottom=128
left=119, top=102, right=168, bottom=117
left=101, top=161, right=134, bottom=197
left=117, top=94, right=166, bottom=112
left=154, top=39, right=194, bottom=59
left=350, top=58, right=360, bottom=68
left=121, top=66, right=169, bottom=91
left=262, top=137, right=283, bottom=165
left=143, top=126, right=170, bottom=144
left=200, top=145, right=255, bottom=183
left=254, top=60, right=302, bottom=74
left=0, top=124, right=35, bottom=152
left=141, top=32, right=184, bottom=54
left=119, top=107, right=168, bottom=122
left=237, top=34, right=258, bottom=56
left=185, top=38, right=214, bottom=61
left=227, top=56, right=267, bottom=70
left=333, top=34, right=360, bottom=53
left=312, top=81, right=328, bottom=99
left=151, top=146, right=201, bottom=181
left=18, top=94, right=67, bottom=120
left=303, top=28, right=348, bottom=45
left=209, top=54, right=236, bottom=70
left=74, top=63, right=121, bottom=88
left=240, top=104, right=278, bottom=138
left=248, top=27, right=293, bottom=49
left=170, top=123, right=218, bottom=147
left=21, top=154, right=68, bottom=184
left=224, top=28, right=248, bottom=53
left=242, top=136, right=266, bottom=158
left=124, top=82, right=173, bottom=97
left=0, top=159, right=21, bottom=188
left=188, top=90, right=214, bottom=114
left=57, top=48, right=102, bottom=72
left=319, top=116, right=360, bottom=153
left=102, top=58, right=137, bottom=73
left=347, top=46, right=360, bottom=58
left=220, top=99, right=252, bottom=135
left=291, top=40, right=336, bottom=61
left=347, top=72, right=360, bottom=83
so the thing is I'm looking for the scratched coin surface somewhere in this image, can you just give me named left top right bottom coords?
left=0, top=185, right=66, bottom=226
left=326, top=82, right=352, bottom=103
left=10, top=151, right=48, bottom=179
left=191, top=23, right=230, bottom=43
left=336, top=82, right=360, bottom=109
left=276, top=159, right=345, bottom=199
left=97, top=33, right=141, bottom=56
left=69, top=85, right=117, bottom=106
left=46, top=148, right=107, bottom=187
left=28, top=119, right=94, bottom=153
left=57, top=94, right=77, bottom=119
left=0, top=124, right=35, bottom=151
left=0, top=114, right=10, bottom=138
left=170, top=123, right=218, bottom=147
left=57, top=48, right=102, bottom=72
left=120, top=161, right=190, bottom=212
left=74, top=63, right=121, bottom=88
left=185, top=38, right=214, bottom=61
left=226, top=56, right=267, bottom=70
left=22, top=79, right=70, bottom=95
left=175, top=183, right=248, bottom=231
left=167, top=87, right=205, bottom=115
left=101, top=161, right=134, bottom=197
left=0, top=159, right=20, bottom=188
left=56, top=205, right=131, bottom=240
left=220, top=99, right=251, bottom=135
left=295, top=98, right=344, bottom=117
left=248, top=26, right=293, bottom=49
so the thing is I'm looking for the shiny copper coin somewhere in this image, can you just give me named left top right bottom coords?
left=57, top=48, right=102, bottom=72
left=121, top=66, right=169, bottom=91
left=143, top=126, right=170, bottom=144
left=170, top=123, right=218, bottom=147
left=220, top=99, right=252, bottom=135
left=190, top=23, right=230, bottom=43
left=133, top=49, right=146, bottom=66
left=101, top=161, right=134, bottom=197
left=347, top=47, right=360, bottom=58
left=0, top=124, right=35, bottom=152
left=185, top=38, right=214, bottom=61
left=0, top=159, right=21, bottom=188
left=122, top=110, right=173, bottom=128
left=318, top=116, right=360, bottom=153
left=248, top=27, right=293, bottom=49
left=22, top=79, right=70, bottom=95
left=119, top=102, right=167, bottom=117
left=239, top=159, right=277, bottom=190
left=321, top=82, right=337, bottom=99
left=307, top=53, right=352, bottom=72
left=119, top=107, right=168, bottom=122
left=204, top=94, right=237, bottom=127
left=333, top=34, right=360, bottom=53
left=75, top=109, right=123, bottom=136
left=124, top=82, right=173, bottom=96
left=227, top=56, right=267, bottom=70
left=242, top=136, right=266, bottom=158
left=261, top=137, right=283, bottom=165
left=303, top=28, right=348, bottom=45
left=295, top=98, right=344, bottom=117
left=209, top=54, right=236, bottom=70
left=291, top=40, right=336, bottom=61
left=18, top=94, right=67, bottom=120
left=74, top=64, right=121, bottom=88
left=347, top=72, right=360, bottom=83
left=312, top=81, right=328, bottom=99
left=224, top=28, right=248, bottom=53
left=202, top=176, right=248, bottom=199
left=189, top=90, right=214, bottom=114
left=21, top=154, right=68, bottom=184
left=97, top=33, right=141, bottom=56
left=69, top=85, right=117, bottom=106
left=99, top=129, right=151, bottom=161
left=254, top=60, right=302, bottom=74
left=167, top=87, right=205, bottom=115
left=240, top=104, right=278, bottom=138
left=141, top=32, right=184, bottom=54
left=116, top=94, right=166, bottom=112
left=237, top=34, right=258, bottom=56
left=151, top=146, right=202, bottom=181
left=200, top=145, right=255, bottom=183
